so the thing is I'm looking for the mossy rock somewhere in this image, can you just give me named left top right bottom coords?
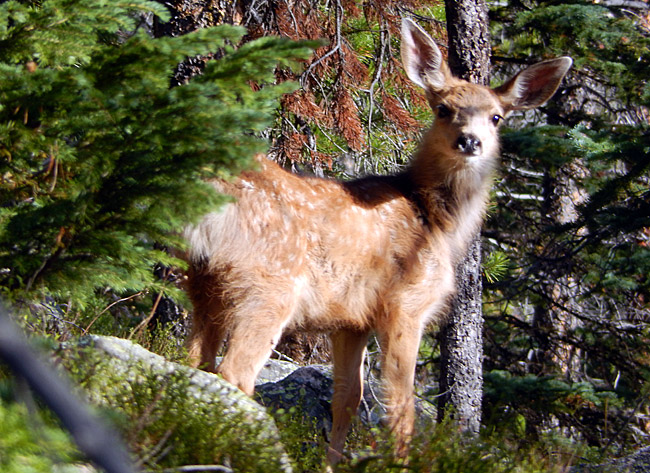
left=58, top=335, right=292, bottom=473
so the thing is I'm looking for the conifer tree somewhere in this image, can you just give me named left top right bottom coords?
left=484, top=0, right=650, bottom=449
left=0, top=0, right=314, bottom=325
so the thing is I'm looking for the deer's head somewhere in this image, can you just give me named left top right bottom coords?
left=401, top=18, right=572, bottom=175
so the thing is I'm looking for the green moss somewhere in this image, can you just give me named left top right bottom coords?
left=58, top=340, right=291, bottom=472
left=0, top=399, right=81, bottom=473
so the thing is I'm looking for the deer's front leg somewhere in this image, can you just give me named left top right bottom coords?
left=377, top=312, right=422, bottom=456
left=327, top=329, right=370, bottom=464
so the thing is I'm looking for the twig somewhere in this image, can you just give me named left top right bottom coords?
left=128, top=289, right=164, bottom=340
left=83, top=292, right=144, bottom=335
left=301, top=0, right=343, bottom=87
left=366, top=22, right=388, bottom=166
left=25, top=247, right=63, bottom=292
left=271, top=348, right=298, bottom=364
left=136, top=428, right=174, bottom=468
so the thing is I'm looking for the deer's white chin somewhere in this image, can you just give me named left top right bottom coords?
left=465, top=154, right=484, bottom=166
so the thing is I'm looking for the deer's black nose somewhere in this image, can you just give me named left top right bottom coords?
left=456, top=134, right=481, bottom=155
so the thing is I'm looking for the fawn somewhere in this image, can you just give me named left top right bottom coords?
left=184, top=18, right=572, bottom=463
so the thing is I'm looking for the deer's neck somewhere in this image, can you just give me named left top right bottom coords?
left=408, top=138, right=496, bottom=260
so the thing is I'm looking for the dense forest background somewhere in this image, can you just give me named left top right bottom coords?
left=1, top=0, right=649, bottom=471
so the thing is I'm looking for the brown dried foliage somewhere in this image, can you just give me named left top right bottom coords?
left=311, top=151, right=335, bottom=170
left=333, top=86, right=365, bottom=151
left=340, top=42, right=368, bottom=85
left=381, top=92, right=421, bottom=132
left=388, top=56, right=429, bottom=109
left=341, top=0, right=361, bottom=18
left=283, top=132, right=308, bottom=160
left=276, top=1, right=300, bottom=39
left=282, top=90, right=332, bottom=127
left=277, top=132, right=336, bottom=167
left=263, top=0, right=439, bottom=161
left=276, top=0, right=326, bottom=40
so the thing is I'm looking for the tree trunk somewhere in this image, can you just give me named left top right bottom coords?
left=533, top=160, right=588, bottom=381
left=444, top=1, right=491, bottom=85
left=437, top=0, right=490, bottom=434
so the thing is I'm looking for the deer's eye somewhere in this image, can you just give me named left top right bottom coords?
left=437, top=104, right=452, bottom=118
left=492, top=114, right=503, bottom=126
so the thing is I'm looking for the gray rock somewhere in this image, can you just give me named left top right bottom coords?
left=213, top=356, right=301, bottom=385
left=256, top=365, right=336, bottom=431
left=257, top=358, right=303, bottom=384
left=573, top=446, right=650, bottom=473
left=255, top=361, right=436, bottom=432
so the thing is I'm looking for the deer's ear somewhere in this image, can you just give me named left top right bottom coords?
left=494, top=57, right=572, bottom=113
left=401, top=18, right=452, bottom=91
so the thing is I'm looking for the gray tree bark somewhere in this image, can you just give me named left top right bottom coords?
left=437, top=0, right=490, bottom=434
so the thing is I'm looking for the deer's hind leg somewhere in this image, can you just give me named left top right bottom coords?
left=186, top=270, right=227, bottom=372
left=217, top=282, right=300, bottom=396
